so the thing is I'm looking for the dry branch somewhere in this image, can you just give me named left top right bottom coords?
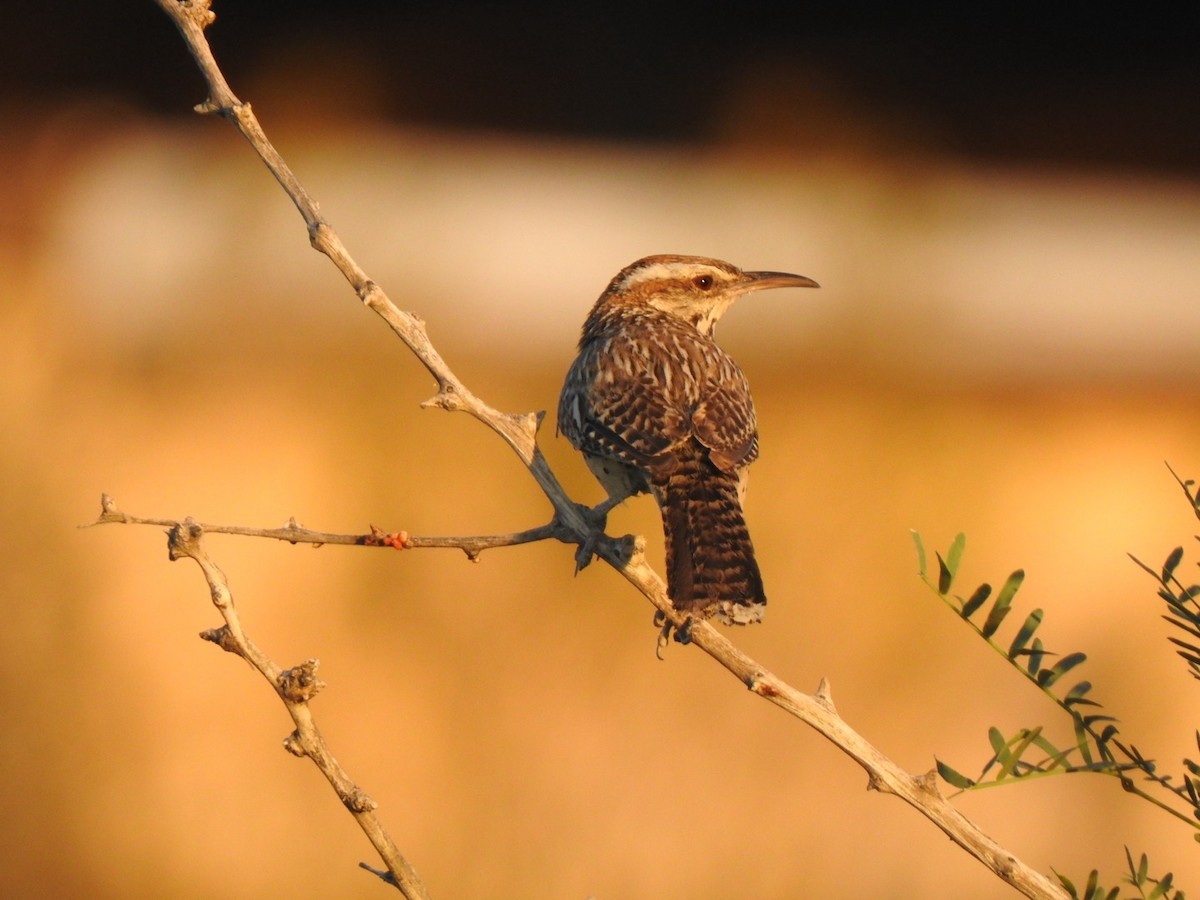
left=166, top=517, right=431, bottom=900
left=131, top=1, right=1070, bottom=897
left=92, top=493, right=563, bottom=560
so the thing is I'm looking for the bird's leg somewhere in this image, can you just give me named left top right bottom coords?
left=569, top=494, right=624, bottom=572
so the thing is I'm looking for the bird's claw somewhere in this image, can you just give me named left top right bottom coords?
left=654, top=611, right=696, bottom=658
left=573, top=535, right=598, bottom=573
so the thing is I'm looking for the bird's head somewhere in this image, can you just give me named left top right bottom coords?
left=598, top=254, right=819, bottom=336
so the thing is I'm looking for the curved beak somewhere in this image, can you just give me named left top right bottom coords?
left=741, top=270, right=820, bottom=292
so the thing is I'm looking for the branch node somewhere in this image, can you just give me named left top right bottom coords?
left=282, top=730, right=307, bottom=758
left=358, top=279, right=383, bottom=307
left=614, top=533, right=645, bottom=568
left=308, top=217, right=329, bottom=250
left=167, top=517, right=204, bottom=561
left=363, top=525, right=410, bottom=550
left=181, top=0, right=216, bottom=28
left=344, top=788, right=379, bottom=814
left=200, top=625, right=239, bottom=654
left=281, top=516, right=313, bottom=545
left=278, top=658, right=325, bottom=703
left=508, top=410, right=542, bottom=445
left=753, top=678, right=780, bottom=697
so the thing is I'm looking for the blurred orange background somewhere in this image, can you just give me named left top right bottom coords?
left=3, top=5, right=1200, bottom=898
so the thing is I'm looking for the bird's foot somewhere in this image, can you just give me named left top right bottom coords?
left=654, top=611, right=696, bottom=658
left=570, top=498, right=620, bottom=572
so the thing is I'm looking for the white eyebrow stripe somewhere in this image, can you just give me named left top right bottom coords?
left=619, top=262, right=721, bottom=289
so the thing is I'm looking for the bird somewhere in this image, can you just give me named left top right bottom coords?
left=558, top=254, right=819, bottom=624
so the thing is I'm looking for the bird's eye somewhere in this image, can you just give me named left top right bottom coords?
left=693, top=275, right=714, bottom=290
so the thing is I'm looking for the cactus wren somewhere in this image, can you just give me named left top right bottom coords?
left=558, top=255, right=818, bottom=624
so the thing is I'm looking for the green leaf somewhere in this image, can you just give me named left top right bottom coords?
left=1148, top=871, right=1175, bottom=899
left=988, top=725, right=1007, bottom=755
left=987, top=726, right=1019, bottom=777
left=981, top=598, right=1013, bottom=638
left=1038, top=651, right=1087, bottom=688
left=1031, top=734, right=1075, bottom=771
left=1053, top=869, right=1079, bottom=897
left=935, top=758, right=976, bottom=789
left=1008, top=608, right=1044, bottom=658
left=994, top=568, right=1025, bottom=608
left=946, top=532, right=966, bottom=578
left=1026, top=637, right=1046, bottom=676
left=1063, top=680, right=1093, bottom=707
left=1074, top=716, right=1094, bottom=766
left=1163, top=546, right=1185, bottom=583
left=961, top=583, right=992, bottom=618
left=1097, top=724, right=1119, bottom=748
left=936, top=553, right=952, bottom=594
left=912, top=530, right=927, bottom=578
left=1001, top=728, right=1043, bottom=779
left=1136, top=850, right=1149, bottom=886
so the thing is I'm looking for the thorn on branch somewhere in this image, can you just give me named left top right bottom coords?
left=359, top=861, right=400, bottom=887
left=915, top=769, right=942, bottom=796
left=420, top=385, right=463, bottom=412
left=194, top=98, right=224, bottom=116
left=200, top=625, right=239, bottom=654
left=94, top=492, right=127, bottom=524
left=815, top=677, right=836, bottom=712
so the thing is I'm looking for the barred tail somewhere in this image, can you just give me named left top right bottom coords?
left=657, top=453, right=766, bottom=625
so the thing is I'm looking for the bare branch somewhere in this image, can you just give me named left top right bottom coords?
left=88, top=493, right=564, bottom=560
left=140, top=2, right=1068, bottom=897
left=166, top=518, right=431, bottom=900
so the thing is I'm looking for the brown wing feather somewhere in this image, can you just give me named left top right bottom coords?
left=560, top=313, right=759, bottom=476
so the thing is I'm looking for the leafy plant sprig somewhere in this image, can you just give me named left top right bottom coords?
left=1054, top=847, right=1187, bottom=900
left=912, top=531, right=1196, bottom=832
